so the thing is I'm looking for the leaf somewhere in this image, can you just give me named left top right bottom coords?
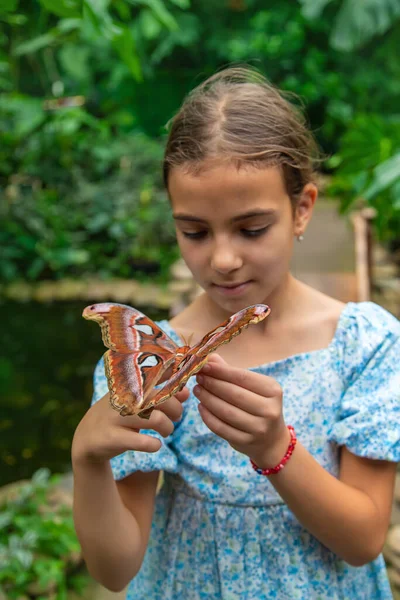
left=0, top=0, right=19, bottom=15
left=298, top=0, right=334, bottom=20
left=127, top=0, right=178, bottom=30
left=299, top=0, right=400, bottom=50
left=0, top=96, right=45, bottom=138
left=363, top=152, right=400, bottom=200
left=22, top=530, right=38, bottom=547
left=14, top=549, right=33, bottom=568
left=82, top=0, right=142, bottom=79
left=56, top=17, right=82, bottom=33
left=391, top=179, right=400, bottom=209
left=13, top=32, right=57, bottom=55
left=150, top=12, right=199, bottom=64
left=32, top=467, right=51, bottom=486
left=12, top=19, right=80, bottom=55
left=331, top=0, right=400, bottom=51
left=8, top=534, right=22, bottom=551
left=112, top=25, right=142, bottom=80
left=87, top=212, right=109, bottom=232
left=0, top=512, right=12, bottom=529
left=39, top=0, right=82, bottom=18
left=59, top=44, right=91, bottom=81
left=168, top=0, right=190, bottom=7
left=140, top=9, right=162, bottom=39
left=82, top=1, right=115, bottom=39
left=83, top=0, right=112, bottom=33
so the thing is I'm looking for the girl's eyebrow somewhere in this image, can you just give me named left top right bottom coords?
left=173, top=209, right=277, bottom=224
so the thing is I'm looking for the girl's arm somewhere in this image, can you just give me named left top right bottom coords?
left=262, top=438, right=396, bottom=566
left=72, top=461, right=159, bottom=591
left=72, top=388, right=188, bottom=591
left=194, top=355, right=397, bottom=566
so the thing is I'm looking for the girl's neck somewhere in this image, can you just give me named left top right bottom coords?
left=170, top=274, right=345, bottom=368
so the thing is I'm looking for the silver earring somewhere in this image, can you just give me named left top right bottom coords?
left=297, top=234, right=304, bottom=242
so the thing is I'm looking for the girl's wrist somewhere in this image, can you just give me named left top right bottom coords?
left=250, top=424, right=292, bottom=471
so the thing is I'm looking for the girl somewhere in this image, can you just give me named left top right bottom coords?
left=72, top=67, right=400, bottom=599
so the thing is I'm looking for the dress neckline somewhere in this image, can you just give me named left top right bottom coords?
left=158, top=301, right=356, bottom=372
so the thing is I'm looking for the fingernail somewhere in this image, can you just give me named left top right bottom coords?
left=193, top=385, right=199, bottom=396
left=201, top=364, right=211, bottom=373
left=196, top=374, right=204, bottom=384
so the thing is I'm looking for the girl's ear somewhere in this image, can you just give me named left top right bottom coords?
left=294, top=183, right=318, bottom=237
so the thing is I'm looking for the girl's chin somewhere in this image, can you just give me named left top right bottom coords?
left=208, top=285, right=268, bottom=312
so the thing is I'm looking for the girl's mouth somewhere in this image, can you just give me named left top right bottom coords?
left=212, top=281, right=252, bottom=296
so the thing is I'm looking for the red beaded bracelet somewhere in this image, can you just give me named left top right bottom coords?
left=250, top=425, right=297, bottom=476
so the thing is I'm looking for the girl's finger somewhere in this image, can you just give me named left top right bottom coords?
left=198, top=403, right=251, bottom=446
left=195, top=374, right=273, bottom=418
left=110, top=429, right=163, bottom=454
left=200, top=360, right=281, bottom=398
left=121, top=409, right=175, bottom=438
left=174, top=386, right=190, bottom=402
left=113, top=387, right=188, bottom=429
left=156, top=396, right=184, bottom=421
left=194, top=383, right=261, bottom=432
left=203, top=353, right=227, bottom=365
left=145, top=410, right=176, bottom=437
left=153, top=387, right=189, bottom=420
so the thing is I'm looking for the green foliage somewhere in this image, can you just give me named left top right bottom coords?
left=327, top=114, right=400, bottom=242
left=299, top=0, right=400, bottom=51
left=0, top=468, right=87, bottom=599
left=297, top=0, right=400, bottom=243
left=125, top=1, right=400, bottom=148
left=7, top=0, right=188, bottom=81
left=0, top=1, right=20, bottom=15
left=0, top=125, right=177, bottom=282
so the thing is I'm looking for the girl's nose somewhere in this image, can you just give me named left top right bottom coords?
left=210, top=242, right=242, bottom=274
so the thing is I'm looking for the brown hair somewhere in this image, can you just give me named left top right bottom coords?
left=163, top=66, right=319, bottom=206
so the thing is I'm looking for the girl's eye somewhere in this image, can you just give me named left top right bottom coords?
left=241, top=226, right=270, bottom=238
left=182, top=231, right=207, bottom=240
left=182, top=227, right=270, bottom=240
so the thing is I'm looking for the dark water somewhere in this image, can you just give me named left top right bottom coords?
left=0, top=300, right=168, bottom=486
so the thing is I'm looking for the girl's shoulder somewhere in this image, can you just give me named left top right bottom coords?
left=333, top=301, right=400, bottom=380
left=329, top=302, right=400, bottom=461
left=337, top=301, right=400, bottom=343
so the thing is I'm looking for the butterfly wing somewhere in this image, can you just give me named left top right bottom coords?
left=145, top=303, right=271, bottom=413
left=83, top=303, right=178, bottom=416
left=83, top=302, right=270, bottom=419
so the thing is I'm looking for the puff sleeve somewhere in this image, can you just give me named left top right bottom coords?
left=91, top=356, right=179, bottom=480
left=328, top=302, right=400, bottom=461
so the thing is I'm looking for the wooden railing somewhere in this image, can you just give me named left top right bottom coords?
left=351, top=207, right=376, bottom=302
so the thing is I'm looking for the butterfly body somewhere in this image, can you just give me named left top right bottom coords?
left=83, top=302, right=270, bottom=418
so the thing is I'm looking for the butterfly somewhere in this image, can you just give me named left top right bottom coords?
left=83, top=302, right=270, bottom=419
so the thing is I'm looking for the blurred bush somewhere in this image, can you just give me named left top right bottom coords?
left=0, top=125, right=178, bottom=282
left=298, top=0, right=400, bottom=249
left=0, top=468, right=86, bottom=599
left=327, top=114, right=400, bottom=247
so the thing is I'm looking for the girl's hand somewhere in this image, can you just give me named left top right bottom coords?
left=71, top=387, right=189, bottom=466
left=193, top=354, right=290, bottom=468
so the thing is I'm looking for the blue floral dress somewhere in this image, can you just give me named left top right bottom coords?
left=91, top=302, right=400, bottom=600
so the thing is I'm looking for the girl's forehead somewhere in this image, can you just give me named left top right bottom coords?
left=169, top=163, right=289, bottom=215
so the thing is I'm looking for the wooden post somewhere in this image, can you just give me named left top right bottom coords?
left=351, top=207, right=376, bottom=302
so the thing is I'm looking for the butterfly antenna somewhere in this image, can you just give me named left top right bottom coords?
left=181, top=332, right=194, bottom=347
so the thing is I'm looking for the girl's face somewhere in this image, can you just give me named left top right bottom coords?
left=169, top=163, right=315, bottom=314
